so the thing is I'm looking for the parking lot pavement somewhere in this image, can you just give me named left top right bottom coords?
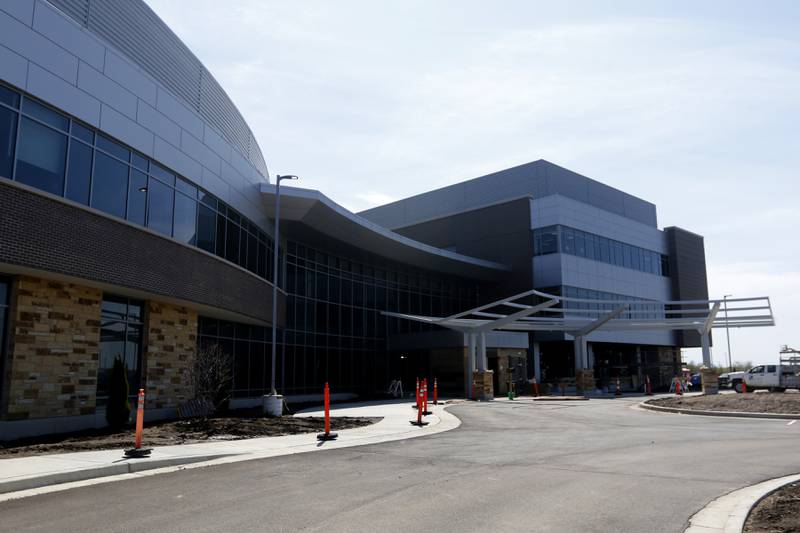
left=1, top=397, right=798, bottom=533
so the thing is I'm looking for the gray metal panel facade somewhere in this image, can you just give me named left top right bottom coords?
left=359, top=159, right=658, bottom=229
left=0, top=0, right=271, bottom=231
left=45, top=0, right=268, bottom=180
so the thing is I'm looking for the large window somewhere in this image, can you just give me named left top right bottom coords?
left=98, top=295, right=143, bottom=402
left=15, top=116, right=68, bottom=196
left=281, top=240, right=480, bottom=394
left=198, top=317, right=271, bottom=399
left=533, top=225, right=669, bottom=277
left=0, top=82, right=275, bottom=283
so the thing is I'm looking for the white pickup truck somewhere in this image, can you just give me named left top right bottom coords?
left=726, top=362, right=800, bottom=393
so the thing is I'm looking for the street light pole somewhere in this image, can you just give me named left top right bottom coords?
left=723, top=294, right=733, bottom=372
left=270, top=174, right=298, bottom=397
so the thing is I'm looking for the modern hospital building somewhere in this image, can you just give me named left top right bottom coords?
left=0, top=0, right=709, bottom=438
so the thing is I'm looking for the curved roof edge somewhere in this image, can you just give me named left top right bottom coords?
left=258, top=184, right=510, bottom=281
left=46, top=0, right=269, bottom=181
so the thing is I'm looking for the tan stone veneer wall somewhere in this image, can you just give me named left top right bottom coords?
left=144, top=302, right=198, bottom=411
left=3, top=276, right=102, bottom=420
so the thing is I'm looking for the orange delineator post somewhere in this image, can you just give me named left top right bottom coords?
left=124, top=388, right=151, bottom=457
left=614, top=379, right=622, bottom=397
left=317, top=382, right=338, bottom=440
left=675, top=378, right=682, bottom=396
left=324, top=382, right=331, bottom=435
left=423, top=378, right=429, bottom=414
left=742, top=381, right=747, bottom=394
left=414, top=377, right=420, bottom=408
left=645, top=375, right=653, bottom=396
left=410, top=378, right=428, bottom=426
left=433, top=378, right=438, bottom=405
left=532, top=377, right=539, bottom=397
left=134, top=388, right=145, bottom=449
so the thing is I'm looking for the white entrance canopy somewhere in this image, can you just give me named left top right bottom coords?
left=383, top=288, right=774, bottom=390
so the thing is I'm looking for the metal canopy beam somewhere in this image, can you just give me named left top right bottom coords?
left=475, top=300, right=559, bottom=333
left=381, top=288, right=775, bottom=338
left=571, top=305, right=628, bottom=337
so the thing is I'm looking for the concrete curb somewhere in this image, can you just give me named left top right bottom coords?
left=0, top=454, right=229, bottom=495
left=685, top=473, right=800, bottom=532
left=639, top=400, right=800, bottom=420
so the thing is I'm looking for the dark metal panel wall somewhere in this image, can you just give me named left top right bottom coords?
left=665, top=227, right=710, bottom=347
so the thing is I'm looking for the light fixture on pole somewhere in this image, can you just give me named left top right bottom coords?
left=265, top=174, right=298, bottom=416
left=723, top=294, right=733, bottom=371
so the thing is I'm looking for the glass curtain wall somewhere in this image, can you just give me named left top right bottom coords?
left=533, top=225, right=669, bottom=277
left=197, top=317, right=271, bottom=399
left=282, top=240, right=480, bottom=395
left=0, top=82, right=274, bottom=282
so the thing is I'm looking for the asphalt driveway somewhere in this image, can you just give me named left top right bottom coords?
left=2, top=397, right=798, bottom=532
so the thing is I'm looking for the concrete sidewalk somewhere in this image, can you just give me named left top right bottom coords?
left=0, top=399, right=460, bottom=499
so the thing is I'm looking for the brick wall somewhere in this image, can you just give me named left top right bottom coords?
left=0, top=179, right=284, bottom=327
left=145, top=301, right=198, bottom=411
left=3, top=276, right=101, bottom=420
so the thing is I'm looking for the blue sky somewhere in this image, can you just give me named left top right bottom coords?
left=147, top=0, right=799, bottom=366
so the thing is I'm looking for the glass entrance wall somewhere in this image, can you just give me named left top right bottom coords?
left=282, top=239, right=481, bottom=395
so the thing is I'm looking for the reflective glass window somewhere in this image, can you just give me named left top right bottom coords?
left=91, top=151, right=128, bottom=218
left=562, top=227, right=575, bottom=253
left=96, top=134, right=129, bottom=162
left=612, top=241, right=624, bottom=266
left=65, top=141, right=92, bottom=205
left=71, top=122, right=94, bottom=144
left=199, top=191, right=217, bottom=209
left=15, top=117, right=67, bottom=195
left=631, top=246, right=641, bottom=271
left=147, top=177, right=174, bottom=236
left=175, top=177, right=197, bottom=198
left=623, top=244, right=633, bottom=269
left=98, top=295, right=143, bottom=401
left=215, top=212, right=227, bottom=256
left=173, top=192, right=197, bottom=245
left=131, top=152, right=149, bottom=172
left=127, top=170, right=148, bottom=226
left=21, top=98, right=68, bottom=131
left=540, top=228, right=558, bottom=254
left=574, top=230, right=586, bottom=257
left=0, top=85, right=20, bottom=108
left=150, top=163, right=175, bottom=186
left=225, top=218, right=240, bottom=263
left=0, top=106, right=17, bottom=178
left=197, top=204, right=216, bottom=253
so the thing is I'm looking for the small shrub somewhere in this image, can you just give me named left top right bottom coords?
left=106, top=356, right=131, bottom=430
left=189, top=343, right=232, bottom=417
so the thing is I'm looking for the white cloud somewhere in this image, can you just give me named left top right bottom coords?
left=147, top=1, right=800, bottom=364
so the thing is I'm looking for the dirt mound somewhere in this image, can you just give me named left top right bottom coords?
left=0, top=414, right=381, bottom=458
left=649, top=393, right=800, bottom=414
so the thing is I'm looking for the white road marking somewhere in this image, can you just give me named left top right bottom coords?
left=788, top=420, right=797, bottom=426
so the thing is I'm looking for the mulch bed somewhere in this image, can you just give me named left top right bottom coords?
left=649, top=393, right=800, bottom=414
left=744, top=480, right=800, bottom=532
left=0, top=410, right=380, bottom=458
